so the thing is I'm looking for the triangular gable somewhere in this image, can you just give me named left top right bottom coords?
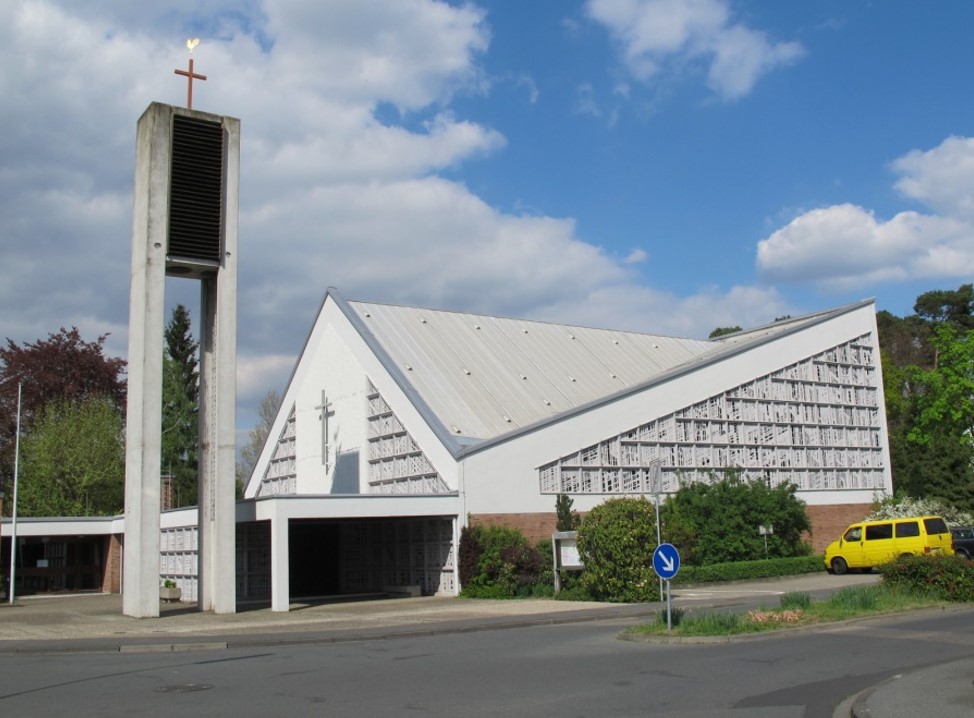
left=244, top=288, right=456, bottom=498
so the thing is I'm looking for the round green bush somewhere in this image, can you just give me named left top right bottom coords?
left=577, top=497, right=658, bottom=602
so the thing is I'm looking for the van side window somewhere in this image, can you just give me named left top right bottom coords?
left=865, top=523, right=893, bottom=540
left=923, top=517, right=949, bottom=535
left=844, top=527, right=862, bottom=541
left=895, top=521, right=919, bottom=538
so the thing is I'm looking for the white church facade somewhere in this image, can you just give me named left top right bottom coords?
left=1, top=289, right=893, bottom=610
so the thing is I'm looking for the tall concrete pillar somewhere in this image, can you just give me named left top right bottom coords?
left=270, top=512, right=290, bottom=612
left=124, top=102, right=239, bottom=617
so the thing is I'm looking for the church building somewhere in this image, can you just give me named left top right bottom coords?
left=233, top=288, right=891, bottom=610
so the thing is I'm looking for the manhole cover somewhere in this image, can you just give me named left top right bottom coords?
left=156, top=684, right=214, bottom=693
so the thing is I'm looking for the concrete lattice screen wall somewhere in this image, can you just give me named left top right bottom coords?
left=539, top=335, right=886, bottom=497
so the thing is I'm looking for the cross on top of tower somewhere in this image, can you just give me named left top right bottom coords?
left=174, top=39, right=206, bottom=110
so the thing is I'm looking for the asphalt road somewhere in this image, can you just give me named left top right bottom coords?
left=1, top=603, right=971, bottom=717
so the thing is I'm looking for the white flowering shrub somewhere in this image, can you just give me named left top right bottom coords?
left=868, top=494, right=974, bottom=526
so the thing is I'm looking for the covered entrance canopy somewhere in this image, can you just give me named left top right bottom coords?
left=240, top=493, right=461, bottom=611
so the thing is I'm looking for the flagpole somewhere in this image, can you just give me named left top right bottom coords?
left=9, top=382, right=21, bottom=604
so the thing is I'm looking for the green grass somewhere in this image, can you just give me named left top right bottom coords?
left=626, top=585, right=945, bottom=638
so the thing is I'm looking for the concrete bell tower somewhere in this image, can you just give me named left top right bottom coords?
left=123, top=101, right=239, bottom=617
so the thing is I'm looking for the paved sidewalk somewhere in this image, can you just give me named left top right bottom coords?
left=0, top=572, right=880, bottom=651
left=0, top=591, right=651, bottom=652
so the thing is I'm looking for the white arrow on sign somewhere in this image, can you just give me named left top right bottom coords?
left=654, top=543, right=681, bottom=579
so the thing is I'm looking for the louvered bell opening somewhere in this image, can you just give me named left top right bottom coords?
left=167, top=114, right=224, bottom=274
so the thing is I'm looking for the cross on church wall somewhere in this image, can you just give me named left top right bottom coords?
left=315, top=391, right=335, bottom=473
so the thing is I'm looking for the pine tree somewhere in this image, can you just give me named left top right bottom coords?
left=162, top=305, right=199, bottom=507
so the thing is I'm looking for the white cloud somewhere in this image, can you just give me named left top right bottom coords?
left=756, top=134, right=974, bottom=291
left=0, top=0, right=805, bottom=436
left=538, top=283, right=790, bottom=338
left=892, top=135, right=974, bottom=221
left=261, top=0, right=491, bottom=111
left=707, top=23, right=803, bottom=100
left=237, top=353, right=295, bottom=404
left=585, top=0, right=803, bottom=100
left=575, top=82, right=603, bottom=117
left=515, top=74, right=540, bottom=104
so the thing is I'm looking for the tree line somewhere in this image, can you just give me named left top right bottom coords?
left=877, top=283, right=974, bottom=511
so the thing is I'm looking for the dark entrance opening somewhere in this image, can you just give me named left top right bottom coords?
left=1, top=536, right=108, bottom=595
left=288, top=520, right=341, bottom=598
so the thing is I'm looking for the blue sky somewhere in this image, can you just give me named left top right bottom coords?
left=2, top=0, right=973, bottom=435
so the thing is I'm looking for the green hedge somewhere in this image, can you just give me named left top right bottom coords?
left=881, top=554, right=974, bottom=602
left=672, top=555, right=824, bottom=584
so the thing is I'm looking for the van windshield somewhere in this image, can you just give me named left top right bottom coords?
left=843, top=527, right=862, bottom=541
left=923, top=517, right=949, bottom=535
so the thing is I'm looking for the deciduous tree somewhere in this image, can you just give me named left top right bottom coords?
left=19, top=397, right=125, bottom=516
left=902, top=325, right=974, bottom=510
left=0, top=328, right=125, bottom=503
left=661, top=470, right=811, bottom=565
left=708, top=326, right=742, bottom=339
left=236, top=389, right=282, bottom=493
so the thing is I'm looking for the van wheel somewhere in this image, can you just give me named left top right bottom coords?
left=957, top=549, right=971, bottom=560
left=831, top=557, right=848, bottom=575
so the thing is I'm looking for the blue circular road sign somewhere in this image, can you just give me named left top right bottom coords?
left=653, top=543, right=681, bottom=580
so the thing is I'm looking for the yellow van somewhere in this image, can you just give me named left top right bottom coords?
left=824, top=516, right=954, bottom=574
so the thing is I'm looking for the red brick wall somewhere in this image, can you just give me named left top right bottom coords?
left=805, top=503, right=872, bottom=553
left=101, top=534, right=122, bottom=593
left=472, top=503, right=873, bottom=554
left=470, top=513, right=559, bottom=544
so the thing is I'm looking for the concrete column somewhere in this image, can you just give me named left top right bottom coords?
left=123, top=104, right=171, bottom=618
left=270, top=513, right=290, bottom=612
left=197, top=114, right=239, bottom=614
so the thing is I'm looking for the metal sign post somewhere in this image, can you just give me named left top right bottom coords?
left=652, top=543, right=681, bottom=630
left=9, top=383, right=22, bottom=605
left=759, top=524, right=774, bottom=559
left=552, top=531, right=583, bottom=594
left=649, top=459, right=663, bottom=602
